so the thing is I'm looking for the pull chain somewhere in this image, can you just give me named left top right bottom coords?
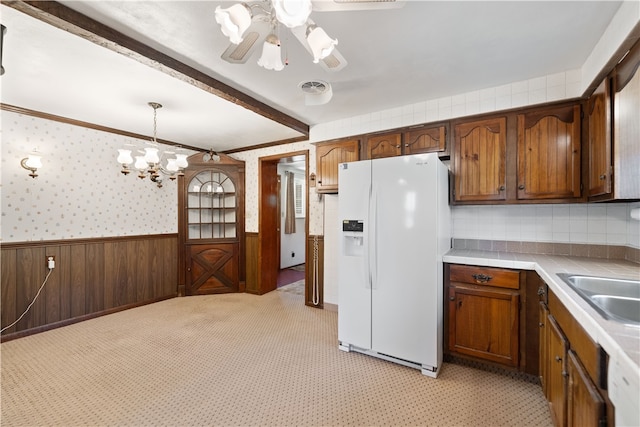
left=312, top=235, right=320, bottom=306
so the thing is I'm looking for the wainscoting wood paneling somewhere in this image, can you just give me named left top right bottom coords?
left=305, top=235, right=324, bottom=309
left=245, top=233, right=259, bottom=294
left=1, top=234, right=178, bottom=341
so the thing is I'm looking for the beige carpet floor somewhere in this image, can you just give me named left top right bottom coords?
left=1, top=282, right=552, bottom=426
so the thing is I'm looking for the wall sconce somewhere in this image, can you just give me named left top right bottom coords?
left=20, top=151, right=42, bottom=178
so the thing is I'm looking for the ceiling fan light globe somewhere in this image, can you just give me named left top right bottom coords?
left=273, top=0, right=312, bottom=28
left=306, top=26, right=337, bottom=63
left=257, top=37, right=285, bottom=71
left=215, top=4, right=252, bottom=44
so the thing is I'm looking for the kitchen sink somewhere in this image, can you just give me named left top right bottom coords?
left=556, top=273, right=640, bottom=325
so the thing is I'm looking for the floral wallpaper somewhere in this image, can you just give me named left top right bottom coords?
left=1, top=111, right=185, bottom=242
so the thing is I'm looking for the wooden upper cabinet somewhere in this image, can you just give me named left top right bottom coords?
left=517, top=104, right=582, bottom=200
left=587, top=78, right=612, bottom=198
left=403, top=124, right=448, bottom=155
left=315, top=139, right=360, bottom=193
left=611, top=39, right=640, bottom=200
left=365, top=132, right=402, bottom=159
left=453, top=117, right=507, bottom=202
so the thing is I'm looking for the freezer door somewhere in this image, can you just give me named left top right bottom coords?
left=370, top=154, right=440, bottom=366
left=337, top=160, right=372, bottom=350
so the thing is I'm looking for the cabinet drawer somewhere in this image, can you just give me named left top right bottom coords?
left=450, top=264, right=520, bottom=289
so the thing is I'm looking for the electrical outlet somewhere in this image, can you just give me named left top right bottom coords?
left=46, top=255, right=55, bottom=269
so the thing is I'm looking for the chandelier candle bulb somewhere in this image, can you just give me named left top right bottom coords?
left=117, top=149, right=133, bottom=175
left=134, top=156, right=148, bottom=178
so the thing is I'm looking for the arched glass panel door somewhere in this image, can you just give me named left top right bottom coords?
left=187, top=170, right=237, bottom=240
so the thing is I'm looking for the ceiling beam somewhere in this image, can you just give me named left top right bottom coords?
left=3, top=0, right=310, bottom=137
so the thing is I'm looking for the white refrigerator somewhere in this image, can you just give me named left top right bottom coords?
left=337, top=153, right=451, bottom=377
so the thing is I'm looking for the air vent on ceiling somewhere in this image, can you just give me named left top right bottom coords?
left=299, top=80, right=333, bottom=106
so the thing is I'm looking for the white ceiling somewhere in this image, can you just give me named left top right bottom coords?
left=0, top=1, right=624, bottom=152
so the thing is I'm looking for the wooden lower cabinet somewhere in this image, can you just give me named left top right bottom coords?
left=446, top=264, right=521, bottom=367
left=547, top=314, right=568, bottom=427
left=540, top=288, right=610, bottom=427
left=539, top=302, right=550, bottom=397
left=567, top=350, right=605, bottom=427
left=448, top=286, right=519, bottom=366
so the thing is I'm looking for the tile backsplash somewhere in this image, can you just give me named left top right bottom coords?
left=451, top=203, right=640, bottom=249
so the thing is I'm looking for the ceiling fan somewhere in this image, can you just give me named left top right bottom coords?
left=215, top=0, right=406, bottom=72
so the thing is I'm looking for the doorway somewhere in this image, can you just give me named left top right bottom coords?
left=257, top=150, right=309, bottom=297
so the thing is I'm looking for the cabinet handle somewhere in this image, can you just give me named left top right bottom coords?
left=472, top=273, right=492, bottom=284
left=599, top=174, right=606, bottom=180
left=317, top=180, right=322, bottom=184
left=555, top=355, right=562, bottom=363
left=405, top=143, right=409, bottom=147
left=498, top=185, right=505, bottom=191
left=538, top=322, right=544, bottom=327
left=449, top=296, right=455, bottom=301
left=396, top=145, right=401, bottom=149
left=518, top=184, right=525, bottom=190
left=537, top=286, right=546, bottom=296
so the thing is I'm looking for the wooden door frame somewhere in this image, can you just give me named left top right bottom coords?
left=257, top=150, right=309, bottom=295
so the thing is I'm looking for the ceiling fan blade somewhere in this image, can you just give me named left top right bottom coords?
left=319, top=48, right=347, bottom=72
left=311, top=0, right=406, bottom=12
left=290, top=18, right=347, bottom=72
left=220, top=18, right=270, bottom=64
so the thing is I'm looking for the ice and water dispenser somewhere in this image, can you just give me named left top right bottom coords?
left=342, top=220, right=364, bottom=256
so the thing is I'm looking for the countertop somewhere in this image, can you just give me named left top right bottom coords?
left=443, top=248, right=640, bottom=376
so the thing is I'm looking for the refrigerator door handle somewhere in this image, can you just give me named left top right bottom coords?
left=370, top=187, right=378, bottom=290
left=363, top=182, right=372, bottom=289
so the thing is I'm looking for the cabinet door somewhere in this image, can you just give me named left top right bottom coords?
left=567, top=350, right=605, bottom=427
left=448, top=285, right=519, bottom=366
left=186, top=243, right=239, bottom=295
left=453, top=117, right=507, bottom=202
left=315, top=139, right=360, bottom=193
left=517, top=104, right=581, bottom=200
left=365, top=133, right=401, bottom=159
left=548, top=315, right=568, bottom=427
left=404, top=125, right=447, bottom=155
left=587, top=78, right=612, bottom=198
left=539, top=302, right=550, bottom=399
left=612, top=40, right=640, bottom=199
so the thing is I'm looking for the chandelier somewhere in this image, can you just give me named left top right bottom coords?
left=116, top=102, right=189, bottom=188
left=215, top=0, right=342, bottom=71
